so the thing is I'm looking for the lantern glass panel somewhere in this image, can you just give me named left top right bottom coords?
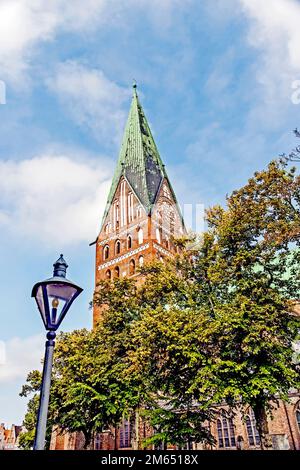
left=35, top=285, right=47, bottom=328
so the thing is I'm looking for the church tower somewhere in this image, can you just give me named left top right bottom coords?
left=93, top=85, right=185, bottom=325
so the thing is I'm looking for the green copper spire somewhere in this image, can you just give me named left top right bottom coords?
left=101, top=85, right=177, bottom=226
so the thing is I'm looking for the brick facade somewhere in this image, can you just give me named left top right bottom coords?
left=0, top=423, right=23, bottom=450
left=50, top=398, right=300, bottom=450
left=93, top=176, right=184, bottom=325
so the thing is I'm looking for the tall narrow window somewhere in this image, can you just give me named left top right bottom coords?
left=246, top=410, right=260, bottom=446
left=156, top=227, right=161, bottom=244
left=217, top=417, right=236, bottom=448
left=119, top=420, right=132, bottom=448
left=136, top=206, right=142, bottom=218
left=139, top=255, right=144, bottom=267
left=114, top=201, right=119, bottom=230
left=103, top=245, right=109, bottom=260
left=138, top=228, right=143, bottom=245
left=129, top=259, right=135, bottom=275
left=128, top=193, right=134, bottom=223
left=94, top=434, right=102, bottom=450
left=114, top=266, right=120, bottom=278
left=115, top=240, right=121, bottom=255
left=127, top=235, right=132, bottom=249
left=105, top=269, right=111, bottom=279
left=120, top=180, right=126, bottom=227
left=296, top=403, right=300, bottom=432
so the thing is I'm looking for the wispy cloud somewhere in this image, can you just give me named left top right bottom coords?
left=240, top=0, right=300, bottom=71
left=0, top=335, right=44, bottom=383
left=0, top=153, right=112, bottom=246
left=0, top=0, right=190, bottom=86
left=47, top=61, right=130, bottom=145
left=0, top=0, right=112, bottom=85
left=238, top=0, right=300, bottom=128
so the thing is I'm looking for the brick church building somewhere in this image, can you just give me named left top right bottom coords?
left=50, top=86, right=300, bottom=451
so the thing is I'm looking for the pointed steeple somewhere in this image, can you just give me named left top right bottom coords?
left=101, top=85, right=176, bottom=226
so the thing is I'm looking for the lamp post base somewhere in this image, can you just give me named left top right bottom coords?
left=33, top=331, right=56, bottom=450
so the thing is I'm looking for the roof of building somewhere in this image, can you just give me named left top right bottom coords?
left=101, top=85, right=178, bottom=228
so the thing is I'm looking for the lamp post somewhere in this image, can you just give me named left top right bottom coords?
left=31, top=254, right=83, bottom=450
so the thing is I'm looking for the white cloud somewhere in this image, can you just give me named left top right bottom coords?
left=47, top=61, right=130, bottom=145
left=0, top=0, right=188, bottom=85
left=238, top=0, right=300, bottom=127
left=0, top=335, right=44, bottom=383
left=240, top=0, right=300, bottom=71
left=0, top=0, right=109, bottom=84
left=0, top=154, right=112, bottom=246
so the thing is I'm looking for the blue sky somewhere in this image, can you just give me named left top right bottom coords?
left=0, top=0, right=300, bottom=426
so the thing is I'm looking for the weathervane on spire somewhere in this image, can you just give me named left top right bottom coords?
left=133, top=79, right=137, bottom=93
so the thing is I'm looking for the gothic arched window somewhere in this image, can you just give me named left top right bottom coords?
left=138, top=228, right=143, bottom=245
left=156, top=227, right=161, bottom=244
left=129, top=259, right=135, bottom=275
left=127, top=235, right=132, bottom=249
left=115, top=240, right=121, bottom=255
left=114, top=201, right=119, bottom=230
left=103, top=245, right=109, bottom=260
left=139, top=255, right=144, bottom=267
left=114, top=266, right=120, bottom=278
left=120, top=180, right=126, bottom=227
left=94, top=433, right=102, bottom=450
left=217, top=417, right=236, bottom=448
left=128, top=192, right=134, bottom=223
left=105, top=269, right=111, bottom=280
left=245, top=410, right=260, bottom=446
left=119, top=419, right=132, bottom=449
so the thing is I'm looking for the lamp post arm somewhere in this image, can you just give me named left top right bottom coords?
left=33, top=331, right=56, bottom=450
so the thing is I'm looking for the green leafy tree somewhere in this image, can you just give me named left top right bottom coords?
left=19, top=370, right=45, bottom=450
left=111, top=261, right=217, bottom=448
left=190, top=159, right=300, bottom=448
left=20, top=159, right=300, bottom=451
left=128, top=160, right=300, bottom=449
left=20, top=300, right=145, bottom=450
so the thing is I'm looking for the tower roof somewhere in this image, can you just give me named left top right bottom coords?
left=101, top=85, right=177, bottom=226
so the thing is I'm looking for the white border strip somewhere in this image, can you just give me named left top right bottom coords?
left=98, top=243, right=150, bottom=270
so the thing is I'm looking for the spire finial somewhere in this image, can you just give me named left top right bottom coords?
left=132, top=79, right=137, bottom=95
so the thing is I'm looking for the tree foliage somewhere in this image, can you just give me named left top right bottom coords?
left=20, top=159, right=300, bottom=450
left=19, top=370, right=44, bottom=449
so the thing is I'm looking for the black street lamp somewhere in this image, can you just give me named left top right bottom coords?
left=31, top=255, right=83, bottom=450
